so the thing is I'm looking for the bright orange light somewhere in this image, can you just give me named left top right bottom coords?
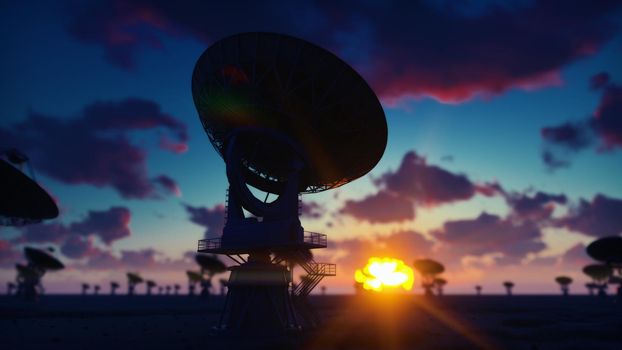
left=354, top=257, right=414, bottom=292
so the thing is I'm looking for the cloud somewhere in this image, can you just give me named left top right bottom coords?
left=183, top=203, right=225, bottom=237
left=300, top=201, right=325, bottom=219
left=60, top=235, right=97, bottom=259
left=15, top=223, right=69, bottom=244
left=541, top=72, right=622, bottom=168
left=120, top=248, right=158, bottom=268
left=65, top=0, right=622, bottom=103
left=153, top=175, right=182, bottom=197
left=0, top=240, right=21, bottom=268
left=504, top=190, right=567, bottom=222
left=432, top=212, right=546, bottom=265
left=70, top=207, right=132, bottom=245
left=339, top=151, right=499, bottom=223
left=83, top=248, right=196, bottom=271
left=376, top=151, right=495, bottom=206
left=0, top=98, right=187, bottom=199
left=340, top=190, right=415, bottom=223
left=559, top=243, right=593, bottom=269
left=554, top=194, right=622, bottom=238
left=11, top=206, right=132, bottom=261
left=591, top=73, right=622, bottom=150
left=84, top=249, right=123, bottom=269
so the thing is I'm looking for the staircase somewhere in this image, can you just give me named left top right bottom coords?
left=292, top=250, right=336, bottom=297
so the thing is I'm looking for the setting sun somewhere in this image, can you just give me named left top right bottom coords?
left=354, top=257, right=415, bottom=292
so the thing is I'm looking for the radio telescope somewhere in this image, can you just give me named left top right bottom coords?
left=192, top=32, right=387, bottom=334
left=15, top=247, right=64, bottom=301
left=1, top=149, right=58, bottom=226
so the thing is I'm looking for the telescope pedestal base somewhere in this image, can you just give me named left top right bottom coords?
left=215, top=259, right=301, bottom=335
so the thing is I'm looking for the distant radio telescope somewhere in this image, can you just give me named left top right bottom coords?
left=192, top=32, right=387, bottom=335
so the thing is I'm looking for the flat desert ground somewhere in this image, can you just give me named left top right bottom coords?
left=1, top=295, right=621, bottom=349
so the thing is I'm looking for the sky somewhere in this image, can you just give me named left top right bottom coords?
left=1, top=0, right=621, bottom=295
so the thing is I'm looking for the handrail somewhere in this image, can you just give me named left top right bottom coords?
left=303, top=231, right=327, bottom=246
left=308, top=262, right=336, bottom=276
left=198, top=237, right=222, bottom=251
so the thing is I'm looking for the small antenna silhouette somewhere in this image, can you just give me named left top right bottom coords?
left=126, top=273, right=143, bottom=296
left=81, top=283, right=90, bottom=295
left=503, top=281, right=515, bottom=296
left=186, top=271, right=202, bottom=296
left=555, top=276, right=573, bottom=296
left=146, top=280, right=157, bottom=295
left=7, top=282, right=16, bottom=295
left=110, top=281, right=120, bottom=295
left=413, top=259, right=445, bottom=296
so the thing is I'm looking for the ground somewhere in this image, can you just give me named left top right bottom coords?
left=1, top=295, right=621, bottom=349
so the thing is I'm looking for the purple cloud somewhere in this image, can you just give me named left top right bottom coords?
left=83, top=248, right=195, bottom=271
left=340, top=190, right=415, bottom=223
left=376, top=151, right=496, bottom=206
left=300, top=201, right=325, bottom=219
left=71, top=207, right=132, bottom=245
left=432, top=212, right=546, bottom=265
left=15, top=223, right=69, bottom=244
left=559, top=243, right=593, bottom=269
left=339, top=151, right=501, bottom=223
left=60, top=235, right=96, bottom=259
left=183, top=203, right=225, bottom=237
left=591, top=74, right=622, bottom=150
left=0, top=98, right=187, bottom=199
left=65, top=1, right=621, bottom=103
left=555, top=194, right=622, bottom=238
left=542, top=72, right=622, bottom=168
left=504, top=191, right=567, bottom=222
left=120, top=248, right=158, bottom=268
left=0, top=240, right=21, bottom=268
left=85, top=249, right=123, bottom=269
left=11, top=207, right=132, bottom=258
left=153, top=175, right=181, bottom=197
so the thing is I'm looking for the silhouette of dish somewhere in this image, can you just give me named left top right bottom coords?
left=24, top=247, right=64, bottom=270
left=127, top=273, right=143, bottom=284
left=192, top=32, right=387, bottom=194
left=186, top=271, right=202, bottom=282
left=587, top=236, right=622, bottom=264
left=0, top=159, right=58, bottom=223
left=195, top=254, right=226, bottom=272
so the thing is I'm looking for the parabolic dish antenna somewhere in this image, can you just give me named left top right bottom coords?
left=24, top=247, right=64, bottom=270
left=587, top=236, right=622, bottom=265
left=0, top=159, right=58, bottom=224
left=192, top=32, right=387, bottom=194
left=192, top=32, right=387, bottom=335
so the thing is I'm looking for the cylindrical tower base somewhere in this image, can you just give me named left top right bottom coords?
left=216, top=254, right=300, bottom=335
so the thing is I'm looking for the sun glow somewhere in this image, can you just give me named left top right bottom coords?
left=355, top=257, right=414, bottom=292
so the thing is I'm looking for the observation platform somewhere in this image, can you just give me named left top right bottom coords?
left=197, top=231, right=327, bottom=254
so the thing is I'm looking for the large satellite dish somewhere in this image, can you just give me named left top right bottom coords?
left=192, top=32, right=387, bottom=194
left=0, top=158, right=58, bottom=225
left=587, top=236, right=622, bottom=265
left=193, top=32, right=387, bottom=335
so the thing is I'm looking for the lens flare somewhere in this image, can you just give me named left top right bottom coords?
left=354, top=257, right=414, bottom=292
